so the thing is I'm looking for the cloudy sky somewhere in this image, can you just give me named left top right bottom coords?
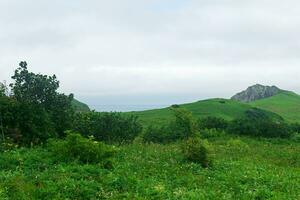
left=0, top=0, right=299, bottom=110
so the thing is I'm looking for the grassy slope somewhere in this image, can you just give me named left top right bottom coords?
left=251, top=91, right=300, bottom=123
left=72, top=99, right=90, bottom=112
left=0, top=136, right=299, bottom=199
left=130, top=98, right=279, bottom=126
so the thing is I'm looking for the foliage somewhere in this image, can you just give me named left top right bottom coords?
left=142, top=125, right=172, bottom=144
left=182, top=136, right=212, bottom=168
left=198, top=116, right=228, bottom=131
left=0, top=82, right=8, bottom=97
left=73, top=112, right=142, bottom=143
left=142, top=109, right=199, bottom=144
left=169, top=108, right=198, bottom=140
left=291, top=132, right=300, bottom=142
left=0, top=62, right=75, bottom=145
left=226, top=138, right=250, bottom=153
left=201, top=128, right=226, bottom=139
left=48, top=131, right=116, bottom=166
left=228, top=108, right=292, bottom=138
left=171, top=104, right=180, bottom=108
left=290, top=123, right=300, bottom=133
left=0, top=136, right=299, bottom=199
left=0, top=138, right=18, bottom=153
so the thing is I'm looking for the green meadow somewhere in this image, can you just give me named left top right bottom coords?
left=0, top=136, right=299, bottom=199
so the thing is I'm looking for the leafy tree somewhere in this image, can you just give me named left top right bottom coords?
left=10, top=61, right=60, bottom=107
left=73, top=112, right=142, bottom=143
left=0, top=82, right=6, bottom=97
left=1, top=61, right=75, bottom=144
left=0, top=96, right=18, bottom=141
left=170, top=108, right=198, bottom=140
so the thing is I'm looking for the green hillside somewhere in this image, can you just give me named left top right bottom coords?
left=131, top=98, right=279, bottom=126
left=250, top=91, right=300, bottom=123
left=72, top=99, right=90, bottom=112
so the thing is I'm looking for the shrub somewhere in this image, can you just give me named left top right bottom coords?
left=169, top=108, right=198, bottom=140
left=171, top=104, right=180, bottom=108
left=227, top=108, right=292, bottom=138
left=201, top=128, right=226, bottom=139
left=143, top=109, right=199, bottom=144
left=142, top=125, right=172, bottom=144
left=290, top=123, right=300, bottom=133
left=198, top=116, right=228, bottom=131
left=48, top=131, right=116, bottom=167
left=226, top=139, right=249, bottom=152
left=182, top=136, right=212, bottom=168
left=0, top=138, right=18, bottom=152
left=291, top=132, right=300, bottom=142
left=73, top=112, right=142, bottom=143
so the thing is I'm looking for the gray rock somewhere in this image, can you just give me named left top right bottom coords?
left=231, top=84, right=282, bottom=102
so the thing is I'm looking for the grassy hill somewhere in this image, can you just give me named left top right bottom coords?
left=72, top=99, right=90, bottom=112
left=130, top=98, right=281, bottom=126
left=130, top=89, right=300, bottom=126
left=250, top=91, right=300, bottom=123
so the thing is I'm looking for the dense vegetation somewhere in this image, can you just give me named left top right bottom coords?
left=0, top=62, right=141, bottom=145
left=0, top=136, right=299, bottom=199
left=73, top=112, right=142, bottom=143
left=1, top=62, right=74, bottom=144
left=0, top=62, right=299, bottom=199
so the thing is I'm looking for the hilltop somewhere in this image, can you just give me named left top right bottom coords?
left=231, top=84, right=283, bottom=102
left=130, top=98, right=281, bottom=126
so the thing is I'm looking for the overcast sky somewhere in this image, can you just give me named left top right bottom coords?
left=0, top=0, right=300, bottom=110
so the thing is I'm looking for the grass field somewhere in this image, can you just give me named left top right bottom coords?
left=0, top=136, right=299, bottom=199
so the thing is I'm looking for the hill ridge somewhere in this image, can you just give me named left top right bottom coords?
left=231, top=84, right=283, bottom=102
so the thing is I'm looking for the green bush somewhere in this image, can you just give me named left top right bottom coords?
left=169, top=108, right=198, bottom=140
left=201, top=128, right=226, bottom=139
left=226, top=139, right=249, bottom=152
left=198, top=116, right=228, bottom=131
left=0, top=138, right=18, bottom=152
left=291, top=132, right=300, bottom=142
left=142, top=125, right=172, bottom=144
left=142, top=109, right=200, bottom=144
left=227, top=108, right=292, bottom=138
left=73, top=112, right=142, bottom=143
left=48, top=131, right=116, bottom=167
left=182, top=136, right=212, bottom=168
left=290, top=123, right=300, bottom=133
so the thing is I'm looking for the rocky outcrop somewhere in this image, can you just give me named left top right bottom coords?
left=231, top=84, right=282, bottom=102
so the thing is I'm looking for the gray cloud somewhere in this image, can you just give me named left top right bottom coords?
left=0, top=0, right=300, bottom=109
